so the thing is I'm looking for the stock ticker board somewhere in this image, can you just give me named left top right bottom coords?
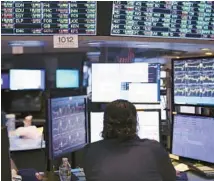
left=173, top=58, right=214, bottom=106
left=1, top=1, right=97, bottom=35
left=111, top=1, right=214, bottom=40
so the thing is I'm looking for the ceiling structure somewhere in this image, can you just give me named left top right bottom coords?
left=1, top=36, right=214, bottom=60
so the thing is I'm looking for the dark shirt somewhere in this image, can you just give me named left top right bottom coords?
left=83, top=137, right=176, bottom=181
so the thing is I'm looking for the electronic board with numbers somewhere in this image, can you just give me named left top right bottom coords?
left=1, top=1, right=97, bottom=35
left=111, top=1, right=214, bottom=40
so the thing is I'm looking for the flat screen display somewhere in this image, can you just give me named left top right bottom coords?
left=90, top=110, right=160, bottom=143
left=1, top=73, right=9, bottom=89
left=172, top=114, right=214, bottom=163
left=49, top=96, right=87, bottom=158
left=56, top=69, right=79, bottom=88
left=10, top=69, right=45, bottom=90
left=1, top=1, right=97, bottom=35
left=92, top=63, right=160, bottom=103
left=173, top=57, right=214, bottom=106
left=111, top=1, right=214, bottom=40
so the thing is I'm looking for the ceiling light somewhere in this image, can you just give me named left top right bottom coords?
left=205, top=52, right=213, bottom=55
left=176, top=56, right=180, bottom=59
left=87, top=42, right=101, bottom=45
left=201, top=48, right=210, bottom=51
left=136, top=44, right=149, bottom=47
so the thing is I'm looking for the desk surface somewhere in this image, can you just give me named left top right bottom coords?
left=42, top=171, right=214, bottom=181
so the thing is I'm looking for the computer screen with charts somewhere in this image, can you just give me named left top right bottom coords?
left=172, top=114, right=214, bottom=163
left=173, top=57, right=214, bottom=106
left=10, top=69, right=45, bottom=90
left=90, top=110, right=160, bottom=143
left=56, top=69, right=79, bottom=88
left=92, top=63, right=160, bottom=103
left=48, top=95, right=87, bottom=158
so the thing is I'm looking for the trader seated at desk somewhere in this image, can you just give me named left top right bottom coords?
left=83, top=99, right=176, bottom=181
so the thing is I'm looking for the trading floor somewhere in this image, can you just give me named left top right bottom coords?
left=1, top=1, right=214, bottom=181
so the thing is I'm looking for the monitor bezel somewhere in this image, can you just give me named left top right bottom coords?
left=56, top=69, right=80, bottom=89
left=89, top=109, right=162, bottom=144
left=47, top=95, right=88, bottom=159
left=91, top=63, right=161, bottom=103
left=171, top=56, right=214, bottom=108
left=171, top=113, right=214, bottom=165
left=9, top=68, right=46, bottom=91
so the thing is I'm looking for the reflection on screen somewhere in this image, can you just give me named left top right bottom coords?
left=1, top=73, right=9, bottom=89
left=138, top=111, right=160, bottom=142
left=92, top=63, right=160, bottom=103
left=56, top=69, right=79, bottom=88
left=90, top=111, right=160, bottom=143
left=172, top=114, right=214, bottom=163
left=10, top=70, right=45, bottom=90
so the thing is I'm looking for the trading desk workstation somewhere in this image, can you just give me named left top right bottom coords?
left=1, top=1, right=214, bottom=181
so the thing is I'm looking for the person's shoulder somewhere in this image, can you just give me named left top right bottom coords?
left=138, top=139, right=163, bottom=150
left=85, top=140, right=105, bottom=149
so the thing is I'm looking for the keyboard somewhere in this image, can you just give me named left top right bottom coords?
left=176, top=172, right=188, bottom=181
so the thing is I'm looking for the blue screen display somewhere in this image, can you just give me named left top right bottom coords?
left=172, top=114, right=214, bottom=163
left=56, top=70, right=79, bottom=88
left=49, top=95, right=87, bottom=158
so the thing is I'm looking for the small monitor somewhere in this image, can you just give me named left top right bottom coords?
left=10, top=69, right=45, bottom=90
left=56, top=69, right=79, bottom=88
left=90, top=110, right=160, bottom=143
left=1, top=73, right=9, bottom=89
left=172, top=114, right=214, bottom=163
left=48, top=95, right=87, bottom=158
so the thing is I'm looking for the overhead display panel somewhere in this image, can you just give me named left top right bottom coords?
left=111, top=1, right=214, bottom=40
left=1, top=1, right=97, bottom=35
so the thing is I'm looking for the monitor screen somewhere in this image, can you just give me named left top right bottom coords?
left=90, top=110, right=160, bottom=143
left=172, top=114, right=214, bottom=163
left=10, top=69, right=45, bottom=90
left=56, top=69, right=79, bottom=88
left=173, top=57, right=214, bottom=106
left=111, top=1, right=214, bottom=40
left=49, top=95, right=87, bottom=158
left=1, top=73, right=9, bottom=89
left=1, top=1, right=97, bottom=35
left=92, top=63, right=160, bottom=103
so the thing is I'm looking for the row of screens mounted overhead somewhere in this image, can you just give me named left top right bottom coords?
left=2, top=1, right=214, bottom=40
left=172, top=56, right=214, bottom=106
left=1, top=69, right=79, bottom=90
left=92, top=63, right=161, bottom=103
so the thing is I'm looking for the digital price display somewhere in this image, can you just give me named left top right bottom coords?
left=111, top=1, right=214, bottom=40
left=1, top=1, right=97, bottom=35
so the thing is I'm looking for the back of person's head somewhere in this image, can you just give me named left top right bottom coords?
left=102, top=99, right=137, bottom=140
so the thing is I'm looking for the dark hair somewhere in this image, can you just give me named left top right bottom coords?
left=102, top=99, right=138, bottom=140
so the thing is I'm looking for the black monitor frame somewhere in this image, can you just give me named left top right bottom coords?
left=9, top=68, right=46, bottom=91
left=170, top=113, right=214, bottom=165
left=89, top=109, right=162, bottom=144
left=46, top=94, right=89, bottom=160
left=171, top=56, right=214, bottom=108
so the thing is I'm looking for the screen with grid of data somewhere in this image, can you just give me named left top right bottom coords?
left=173, top=57, right=214, bottom=106
left=172, top=114, right=214, bottom=163
left=92, top=63, right=160, bottom=103
left=1, top=1, right=97, bottom=35
left=111, top=1, right=214, bottom=40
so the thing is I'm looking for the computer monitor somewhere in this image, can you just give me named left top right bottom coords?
left=48, top=95, right=88, bottom=158
left=56, top=69, right=79, bottom=88
left=1, top=127, right=12, bottom=181
left=172, top=114, right=214, bottom=163
left=10, top=69, right=45, bottom=90
left=173, top=57, right=214, bottom=106
left=1, top=73, right=9, bottom=89
left=90, top=110, right=160, bottom=143
left=92, top=63, right=160, bottom=103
